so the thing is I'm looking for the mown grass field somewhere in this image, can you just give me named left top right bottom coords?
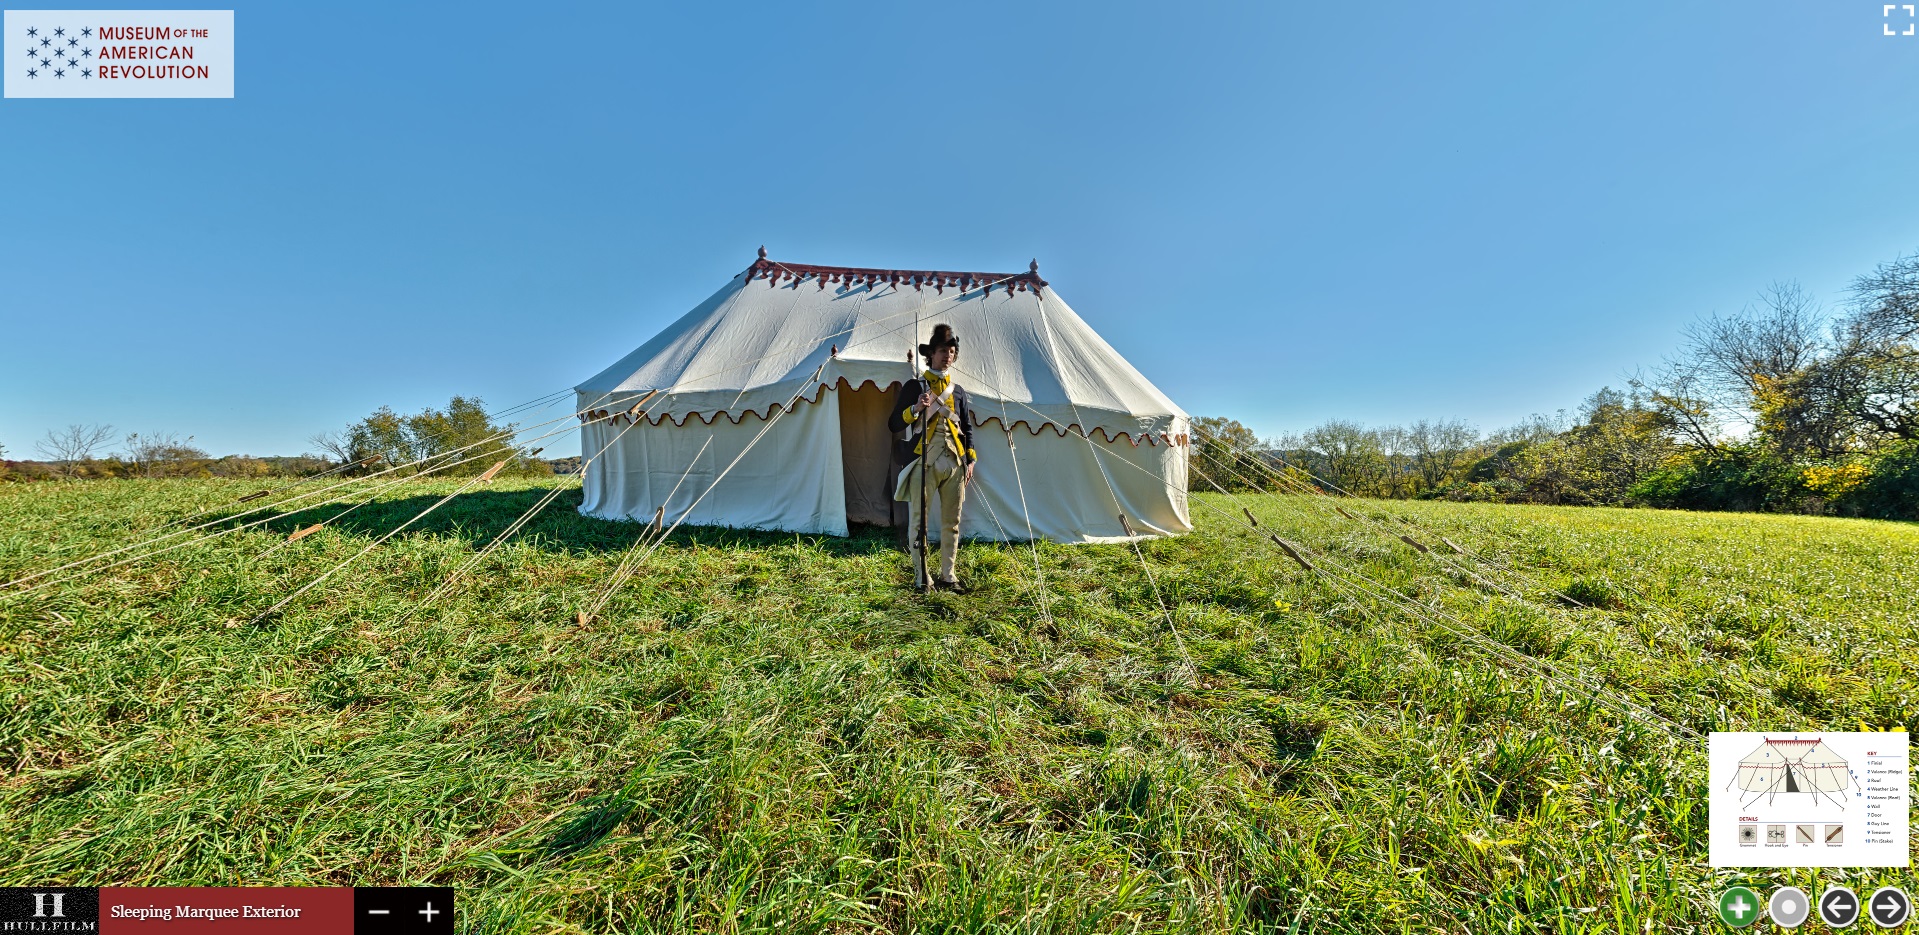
left=2, top=476, right=1915, bottom=933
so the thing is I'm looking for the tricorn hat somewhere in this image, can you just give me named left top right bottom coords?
left=919, top=323, right=960, bottom=360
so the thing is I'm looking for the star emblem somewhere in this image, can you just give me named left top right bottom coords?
left=66, top=57, right=76, bottom=67
left=40, top=57, right=51, bottom=67
left=81, top=27, right=92, bottom=37
left=68, top=37, right=78, bottom=47
left=53, top=67, right=64, bottom=78
left=25, top=67, right=37, bottom=78
left=26, top=26, right=38, bottom=37
left=82, top=47, right=92, bottom=58
left=81, top=67, right=92, bottom=78
left=41, top=37, right=52, bottom=47
left=53, top=27, right=65, bottom=37
left=25, top=47, right=37, bottom=59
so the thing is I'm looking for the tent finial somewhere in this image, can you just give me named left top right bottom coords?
left=757, top=245, right=767, bottom=260
left=1030, top=258, right=1039, bottom=274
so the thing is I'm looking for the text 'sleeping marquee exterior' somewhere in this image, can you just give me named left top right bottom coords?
left=573, top=252, right=1193, bottom=542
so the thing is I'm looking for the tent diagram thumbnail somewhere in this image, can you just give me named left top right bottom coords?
left=1730, top=737, right=1850, bottom=808
left=1709, top=732, right=1908, bottom=868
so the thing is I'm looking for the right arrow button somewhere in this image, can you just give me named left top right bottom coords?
left=1870, top=886, right=1910, bottom=928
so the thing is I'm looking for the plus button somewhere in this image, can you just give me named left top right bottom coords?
left=1718, top=885, right=1762, bottom=928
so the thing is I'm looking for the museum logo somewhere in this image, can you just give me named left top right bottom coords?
left=3, top=10, right=232, bottom=98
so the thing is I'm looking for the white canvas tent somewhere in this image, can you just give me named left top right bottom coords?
left=1730, top=737, right=1849, bottom=808
left=573, top=252, right=1193, bottom=543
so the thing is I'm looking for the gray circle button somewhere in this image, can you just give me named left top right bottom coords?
left=1871, top=887, right=1911, bottom=928
left=1823, top=886, right=1861, bottom=928
left=1770, top=887, right=1810, bottom=927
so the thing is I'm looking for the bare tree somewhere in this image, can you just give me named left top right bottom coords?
left=1295, top=420, right=1389, bottom=496
left=1660, top=281, right=1863, bottom=457
left=123, top=431, right=207, bottom=478
left=1633, top=361, right=1723, bottom=450
left=1834, top=250, right=1919, bottom=442
left=1405, top=418, right=1481, bottom=491
left=35, top=423, right=115, bottom=478
left=1191, top=416, right=1265, bottom=492
left=307, top=429, right=355, bottom=465
left=1490, top=411, right=1567, bottom=445
left=1376, top=424, right=1417, bottom=498
left=1848, top=249, right=1919, bottom=345
left=1681, top=281, right=1827, bottom=405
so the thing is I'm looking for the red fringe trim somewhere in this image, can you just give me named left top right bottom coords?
left=740, top=255, right=1047, bottom=297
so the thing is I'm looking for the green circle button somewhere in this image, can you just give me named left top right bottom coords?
left=1718, top=886, right=1761, bottom=928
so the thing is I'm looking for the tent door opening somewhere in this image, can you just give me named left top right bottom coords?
left=837, top=378, right=903, bottom=529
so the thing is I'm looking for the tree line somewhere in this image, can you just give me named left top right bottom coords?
left=1, top=396, right=550, bottom=483
left=1194, top=248, right=1919, bottom=521
left=12, top=244, right=1918, bottom=523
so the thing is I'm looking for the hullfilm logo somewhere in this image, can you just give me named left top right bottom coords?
left=0, top=889, right=99, bottom=932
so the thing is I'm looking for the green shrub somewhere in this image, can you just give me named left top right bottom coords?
left=1839, top=439, right=1919, bottom=520
left=1425, top=478, right=1525, bottom=502
left=1628, top=444, right=1803, bottom=512
left=331, top=396, right=547, bottom=478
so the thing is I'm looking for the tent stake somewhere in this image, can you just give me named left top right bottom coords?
left=1270, top=535, right=1314, bottom=571
left=476, top=457, right=511, bottom=484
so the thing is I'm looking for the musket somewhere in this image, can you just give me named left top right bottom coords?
left=915, top=353, right=933, bottom=593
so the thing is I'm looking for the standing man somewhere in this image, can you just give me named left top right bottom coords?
left=890, top=323, right=977, bottom=592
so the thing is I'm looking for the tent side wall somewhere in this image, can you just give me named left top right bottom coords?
left=1799, top=742, right=1850, bottom=791
left=963, top=420, right=1191, bottom=543
left=577, top=392, right=850, bottom=536
left=576, top=386, right=1191, bottom=544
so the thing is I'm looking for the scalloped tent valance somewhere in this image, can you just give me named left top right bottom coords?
left=575, top=379, right=1192, bottom=448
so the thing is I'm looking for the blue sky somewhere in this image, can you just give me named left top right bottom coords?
left=3, top=2, right=1918, bottom=456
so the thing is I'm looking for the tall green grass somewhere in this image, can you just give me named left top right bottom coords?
left=1, top=477, right=1914, bottom=932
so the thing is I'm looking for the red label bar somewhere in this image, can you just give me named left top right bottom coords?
left=99, top=888, right=353, bottom=934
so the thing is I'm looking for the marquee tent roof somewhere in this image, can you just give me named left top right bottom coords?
left=575, top=252, right=1188, bottom=444
left=1732, top=737, right=1848, bottom=792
